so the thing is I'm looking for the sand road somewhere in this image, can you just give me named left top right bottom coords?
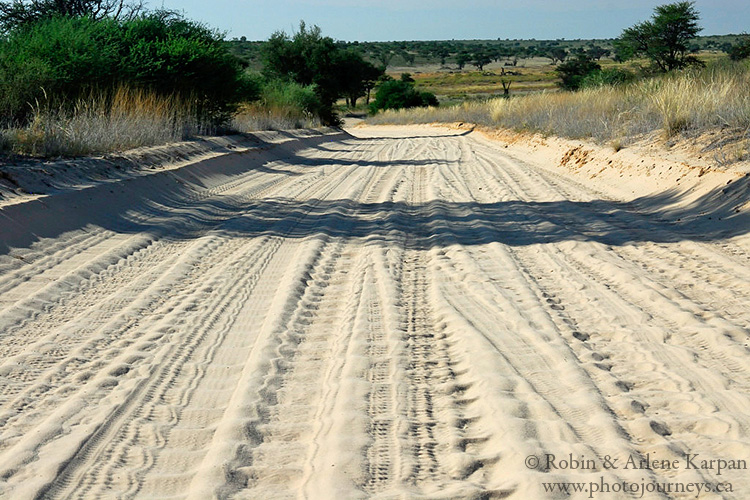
left=1, top=125, right=749, bottom=499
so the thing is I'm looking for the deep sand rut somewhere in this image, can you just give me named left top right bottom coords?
left=1, top=125, right=750, bottom=499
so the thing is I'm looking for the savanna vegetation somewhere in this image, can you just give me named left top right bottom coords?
left=367, top=2, right=750, bottom=164
left=1, top=0, right=748, bottom=159
left=0, top=0, right=256, bottom=155
left=0, top=3, right=382, bottom=156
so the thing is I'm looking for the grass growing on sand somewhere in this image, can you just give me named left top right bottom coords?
left=369, top=60, right=750, bottom=160
left=231, top=80, right=323, bottom=132
left=0, top=84, right=323, bottom=158
left=0, top=88, right=209, bottom=157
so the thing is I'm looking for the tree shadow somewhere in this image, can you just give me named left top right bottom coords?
left=208, top=191, right=750, bottom=249
left=2, top=129, right=748, bottom=256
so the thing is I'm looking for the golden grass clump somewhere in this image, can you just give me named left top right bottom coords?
left=1, top=87, right=202, bottom=157
left=231, top=102, right=321, bottom=132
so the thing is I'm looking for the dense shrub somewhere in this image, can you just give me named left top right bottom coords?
left=581, top=67, right=636, bottom=89
left=556, top=55, right=601, bottom=91
left=370, top=75, right=438, bottom=113
left=728, top=35, right=750, bottom=61
left=0, top=12, right=250, bottom=126
left=259, top=79, right=322, bottom=117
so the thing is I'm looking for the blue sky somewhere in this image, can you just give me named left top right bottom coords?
left=158, top=0, right=750, bottom=41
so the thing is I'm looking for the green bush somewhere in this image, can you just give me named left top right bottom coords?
left=556, top=55, right=601, bottom=91
left=260, top=79, right=322, bottom=117
left=728, top=35, right=750, bottom=61
left=0, top=12, right=250, bottom=126
left=581, top=67, right=636, bottom=89
left=370, top=76, right=439, bottom=113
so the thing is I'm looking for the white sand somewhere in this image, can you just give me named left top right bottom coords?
left=0, top=124, right=749, bottom=499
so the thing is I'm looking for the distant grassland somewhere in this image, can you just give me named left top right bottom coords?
left=407, top=61, right=559, bottom=103
left=395, top=52, right=732, bottom=104
left=368, top=59, right=750, bottom=164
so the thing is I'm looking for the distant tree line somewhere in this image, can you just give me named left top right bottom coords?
left=228, top=33, right=745, bottom=75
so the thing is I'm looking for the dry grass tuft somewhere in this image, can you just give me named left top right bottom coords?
left=1, top=87, right=206, bottom=157
left=231, top=102, right=321, bottom=132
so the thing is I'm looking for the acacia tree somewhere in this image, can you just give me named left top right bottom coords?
left=0, top=0, right=144, bottom=32
left=335, top=49, right=383, bottom=107
left=546, top=47, right=568, bottom=65
left=472, top=51, right=491, bottom=71
left=433, top=45, right=450, bottom=66
left=615, top=1, right=702, bottom=71
left=455, top=51, right=470, bottom=70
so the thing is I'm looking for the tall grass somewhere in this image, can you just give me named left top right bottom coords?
left=368, top=60, right=750, bottom=149
left=231, top=80, right=322, bottom=132
left=0, top=81, right=325, bottom=157
left=0, top=87, right=205, bottom=157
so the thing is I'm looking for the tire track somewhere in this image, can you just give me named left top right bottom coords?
left=462, top=134, right=750, bottom=496
left=0, top=139, right=366, bottom=499
left=35, top=149, right=378, bottom=500
left=3, top=126, right=750, bottom=499
left=356, top=154, right=502, bottom=498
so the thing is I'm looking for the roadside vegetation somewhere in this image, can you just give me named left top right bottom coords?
left=0, top=2, right=381, bottom=157
left=367, top=2, right=750, bottom=164
left=1, top=0, right=748, bottom=159
left=0, top=1, right=254, bottom=156
left=369, top=61, right=749, bottom=142
left=369, top=73, right=438, bottom=113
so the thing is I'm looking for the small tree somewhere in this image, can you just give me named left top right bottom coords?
left=472, top=51, right=492, bottom=71
left=546, top=47, right=568, bottom=65
left=455, top=52, right=470, bottom=70
left=615, top=1, right=702, bottom=72
left=434, top=46, right=450, bottom=66
left=501, top=79, right=511, bottom=98
left=587, top=45, right=610, bottom=60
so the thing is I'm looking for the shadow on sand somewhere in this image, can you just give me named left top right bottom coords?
left=1, top=129, right=748, bottom=255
